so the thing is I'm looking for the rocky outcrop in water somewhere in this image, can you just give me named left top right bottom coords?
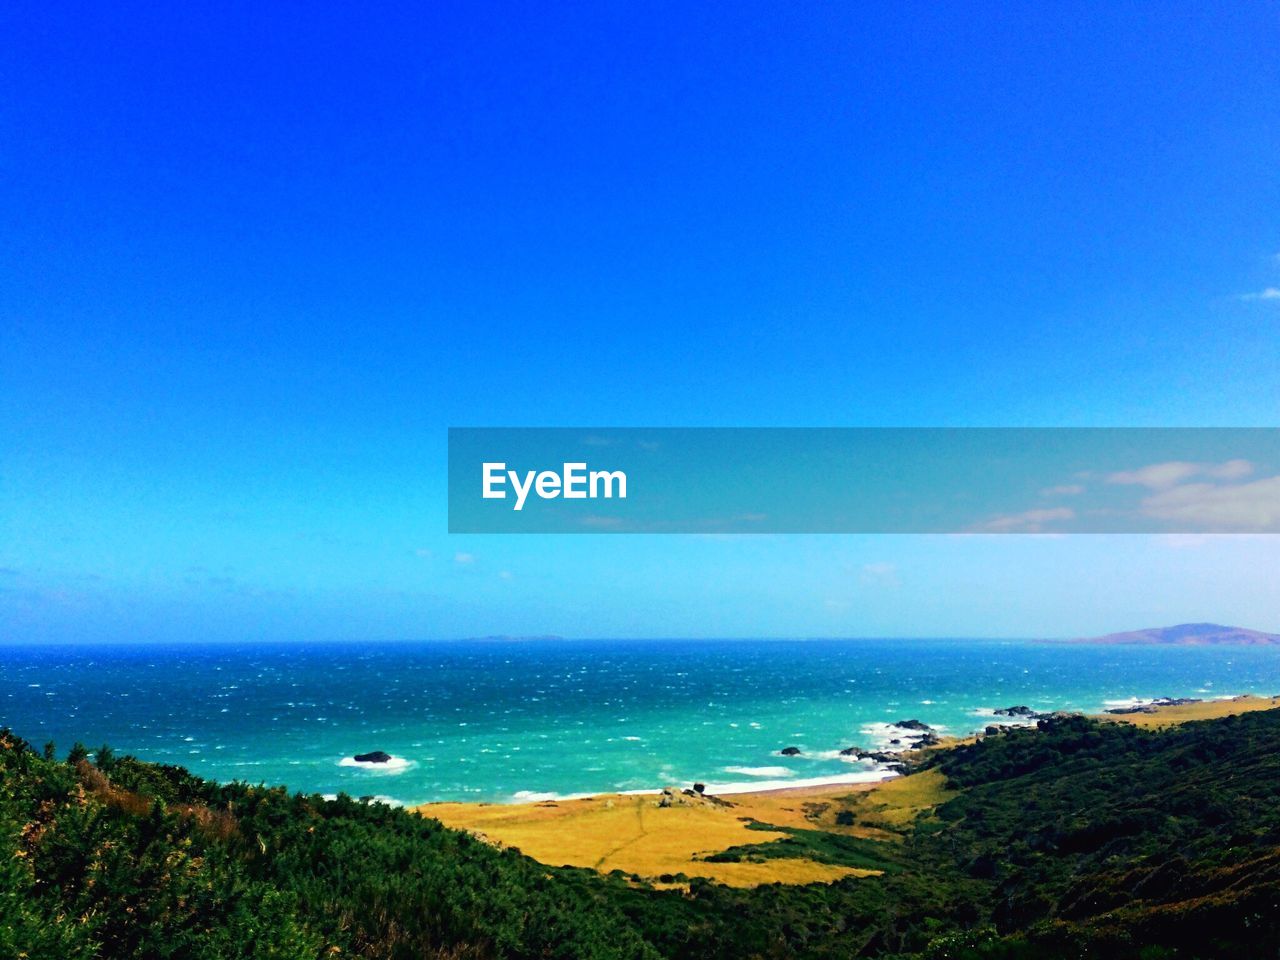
left=994, top=705, right=1041, bottom=718
left=894, top=719, right=931, bottom=731
left=353, top=751, right=393, bottom=764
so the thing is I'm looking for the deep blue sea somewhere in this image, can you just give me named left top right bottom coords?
left=3, top=639, right=1279, bottom=806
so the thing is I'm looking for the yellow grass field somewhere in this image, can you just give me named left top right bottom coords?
left=1096, top=693, right=1280, bottom=729
left=416, top=770, right=957, bottom=887
left=419, top=788, right=884, bottom=887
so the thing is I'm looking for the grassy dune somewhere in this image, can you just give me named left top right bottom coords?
left=419, top=788, right=885, bottom=887
left=1095, top=693, right=1280, bottom=728
left=417, top=773, right=954, bottom=887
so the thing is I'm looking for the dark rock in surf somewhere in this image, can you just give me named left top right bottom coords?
left=353, top=751, right=393, bottom=764
left=994, top=705, right=1039, bottom=717
left=894, top=719, right=932, bottom=731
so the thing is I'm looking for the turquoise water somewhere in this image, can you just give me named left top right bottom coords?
left=3, top=639, right=1279, bottom=805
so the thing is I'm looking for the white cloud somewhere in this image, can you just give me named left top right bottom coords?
left=454, top=552, right=475, bottom=565
left=1238, top=287, right=1280, bottom=302
left=1138, top=475, right=1280, bottom=531
left=1108, top=462, right=1203, bottom=489
left=1210, top=459, right=1257, bottom=480
left=975, top=507, right=1075, bottom=533
left=1040, top=484, right=1085, bottom=497
left=1107, top=459, right=1253, bottom=490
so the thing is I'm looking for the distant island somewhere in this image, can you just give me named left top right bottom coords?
left=1068, top=622, right=1280, bottom=645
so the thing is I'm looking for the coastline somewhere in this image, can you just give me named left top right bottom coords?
left=409, top=692, right=1278, bottom=810
left=11, top=638, right=1280, bottom=809
left=411, top=694, right=1280, bottom=888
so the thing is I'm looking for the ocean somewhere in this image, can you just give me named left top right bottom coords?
left=3, top=638, right=1278, bottom=806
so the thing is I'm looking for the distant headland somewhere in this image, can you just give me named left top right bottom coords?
left=1066, top=622, right=1280, bottom=646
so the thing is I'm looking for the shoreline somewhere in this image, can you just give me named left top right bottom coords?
left=413, top=692, right=1280, bottom=811
left=409, top=694, right=1280, bottom=888
left=430, top=769, right=900, bottom=810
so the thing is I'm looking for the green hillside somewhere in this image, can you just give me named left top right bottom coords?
left=5, top=709, right=1280, bottom=959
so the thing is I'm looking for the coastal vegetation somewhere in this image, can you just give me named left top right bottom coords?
left=5, top=700, right=1280, bottom=957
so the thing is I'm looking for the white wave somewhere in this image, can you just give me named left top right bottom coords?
left=858, top=721, right=943, bottom=751
left=512, top=790, right=560, bottom=802
left=319, top=792, right=404, bottom=807
left=338, top=754, right=413, bottom=774
left=510, top=789, right=596, bottom=803
left=1104, top=692, right=1240, bottom=711
left=700, top=769, right=898, bottom=796
left=722, top=765, right=794, bottom=777
left=1103, top=697, right=1148, bottom=708
left=805, top=749, right=853, bottom=761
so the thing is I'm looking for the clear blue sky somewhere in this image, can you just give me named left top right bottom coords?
left=3, top=3, right=1278, bottom=642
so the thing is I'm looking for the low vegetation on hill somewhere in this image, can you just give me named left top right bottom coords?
left=6, top=708, right=1280, bottom=958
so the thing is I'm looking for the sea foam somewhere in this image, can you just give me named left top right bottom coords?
left=701, top=769, right=897, bottom=795
left=338, top=754, right=413, bottom=774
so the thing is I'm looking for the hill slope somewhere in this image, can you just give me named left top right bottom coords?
left=7, top=708, right=1280, bottom=958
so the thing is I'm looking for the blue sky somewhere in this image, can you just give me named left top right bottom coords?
left=2, top=3, right=1279, bottom=642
